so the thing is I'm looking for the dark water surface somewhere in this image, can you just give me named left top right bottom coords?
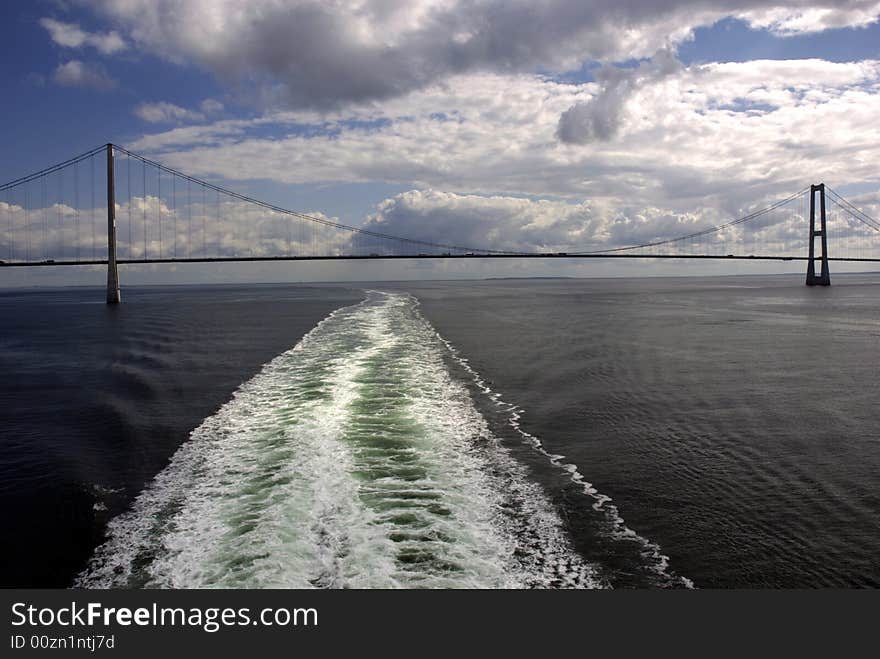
left=0, top=285, right=363, bottom=587
left=1, top=276, right=878, bottom=587
left=401, top=275, right=880, bottom=587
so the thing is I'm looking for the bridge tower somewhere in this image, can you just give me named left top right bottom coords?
left=806, top=183, right=830, bottom=287
left=106, top=144, right=121, bottom=304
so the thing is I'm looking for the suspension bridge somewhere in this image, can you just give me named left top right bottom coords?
left=1, top=144, right=879, bottom=303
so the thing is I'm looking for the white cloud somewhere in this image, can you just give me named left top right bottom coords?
left=134, top=102, right=204, bottom=123
left=4, top=187, right=875, bottom=266
left=40, top=17, right=126, bottom=55
left=359, top=188, right=857, bottom=255
left=557, top=49, right=684, bottom=144
left=364, top=190, right=606, bottom=253
left=741, top=4, right=880, bottom=34
left=10, top=2, right=880, bottom=285
left=83, top=2, right=878, bottom=266
left=127, top=59, right=880, bottom=216
left=133, top=99, right=225, bottom=123
left=85, top=1, right=880, bottom=109
left=53, top=60, right=117, bottom=90
left=199, top=99, right=224, bottom=114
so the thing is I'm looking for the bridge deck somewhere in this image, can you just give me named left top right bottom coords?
left=2, top=254, right=880, bottom=267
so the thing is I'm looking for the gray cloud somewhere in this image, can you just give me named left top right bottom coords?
left=40, top=17, right=126, bottom=55
left=132, top=99, right=223, bottom=124
left=557, top=49, right=684, bottom=144
left=358, top=188, right=857, bottom=255
left=2, top=186, right=875, bottom=284
left=134, top=101, right=204, bottom=123
left=85, top=0, right=880, bottom=110
left=122, top=56, right=880, bottom=222
left=363, top=189, right=605, bottom=253
left=53, top=60, right=117, bottom=90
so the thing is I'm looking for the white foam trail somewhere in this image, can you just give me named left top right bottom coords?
left=77, top=291, right=600, bottom=589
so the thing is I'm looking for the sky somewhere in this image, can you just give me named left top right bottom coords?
left=1, top=0, right=880, bottom=286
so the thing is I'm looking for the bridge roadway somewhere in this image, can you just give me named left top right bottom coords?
left=1, top=254, right=879, bottom=267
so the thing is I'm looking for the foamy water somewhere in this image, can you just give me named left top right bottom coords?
left=76, top=291, right=601, bottom=588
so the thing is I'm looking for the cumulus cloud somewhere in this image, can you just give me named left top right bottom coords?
left=134, top=102, right=200, bottom=123
left=40, top=17, right=126, bottom=55
left=557, top=49, right=684, bottom=144
left=3, top=188, right=875, bottom=267
left=53, top=60, right=117, bottom=90
left=359, top=188, right=871, bottom=255
left=200, top=99, right=224, bottom=114
left=364, top=190, right=605, bottom=253
left=133, top=99, right=224, bottom=123
left=93, top=4, right=880, bottom=261
left=741, top=3, right=880, bottom=34
left=126, top=58, right=880, bottom=218
left=84, top=0, right=880, bottom=109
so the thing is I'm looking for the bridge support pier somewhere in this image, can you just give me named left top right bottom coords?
left=106, top=144, right=121, bottom=304
left=806, top=183, right=830, bottom=286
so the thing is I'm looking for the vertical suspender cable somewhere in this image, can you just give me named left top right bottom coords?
left=5, top=187, right=10, bottom=261
left=172, top=175, right=177, bottom=258
left=41, top=176, right=46, bottom=259
left=127, top=153, right=132, bottom=258
left=25, top=183, right=30, bottom=261
left=158, top=166, right=162, bottom=259
left=142, top=159, right=147, bottom=260
left=187, top=178, right=192, bottom=258
left=202, top=184, right=207, bottom=257
left=74, top=161, right=79, bottom=261
left=91, top=154, right=96, bottom=259
left=58, top=168, right=63, bottom=259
